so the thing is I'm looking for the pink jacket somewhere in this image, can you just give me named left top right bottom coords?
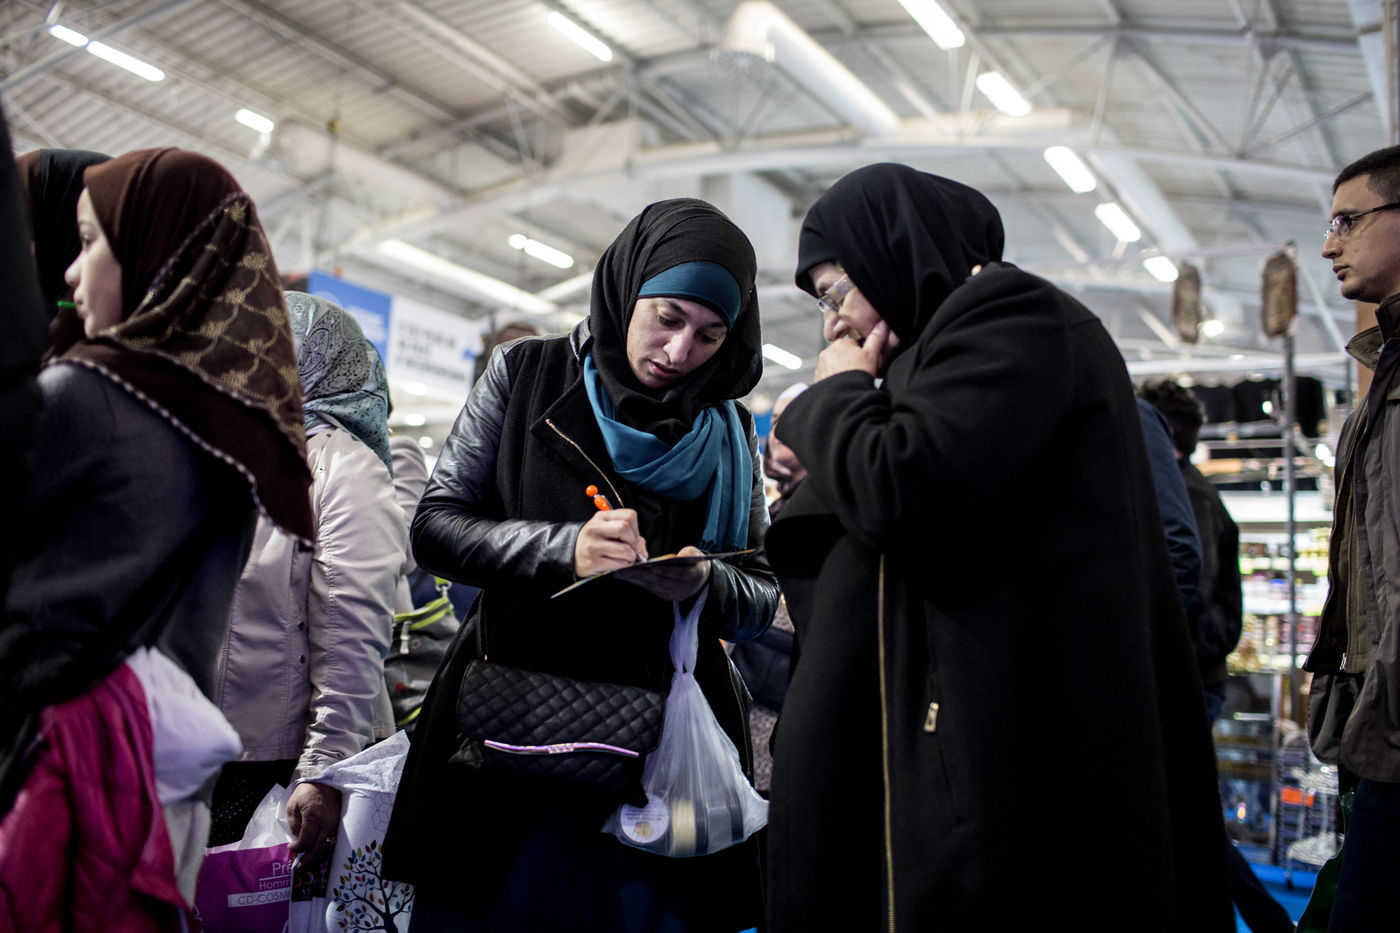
left=0, top=663, right=188, bottom=932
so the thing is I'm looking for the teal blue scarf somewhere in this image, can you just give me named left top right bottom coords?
left=582, top=352, right=749, bottom=552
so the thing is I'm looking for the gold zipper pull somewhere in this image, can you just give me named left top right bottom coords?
left=923, top=702, right=940, bottom=733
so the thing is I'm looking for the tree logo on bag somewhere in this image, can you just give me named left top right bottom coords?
left=332, top=840, right=414, bottom=931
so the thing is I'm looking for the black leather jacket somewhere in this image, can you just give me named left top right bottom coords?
left=413, top=323, right=778, bottom=655
left=383, top=323, right=776, bottom=898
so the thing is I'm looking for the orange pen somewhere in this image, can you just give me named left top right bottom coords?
left=585, top=484, right=612, bottom=511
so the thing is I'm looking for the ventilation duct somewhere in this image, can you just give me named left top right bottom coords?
left=716, top=1, right=900, bottom=139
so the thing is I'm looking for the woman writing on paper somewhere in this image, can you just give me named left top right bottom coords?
left=383, top=198, right=777, bottom=932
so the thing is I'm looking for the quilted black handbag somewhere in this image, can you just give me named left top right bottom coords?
left=452, top=657, right=665, bottom=804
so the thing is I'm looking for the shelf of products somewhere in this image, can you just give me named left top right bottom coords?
left=1219, top=520, right=1334, bottom=858
left=1228, top=527, right=1330, bottom=675
left=1216, top=708, right=1278, bottom=846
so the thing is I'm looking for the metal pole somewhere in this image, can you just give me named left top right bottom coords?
left=1265, top=332, right=1300, bottom=864
left=1389, top=0, right=1399, bottom=145
left=1284, top=332, right=1300, bottom=727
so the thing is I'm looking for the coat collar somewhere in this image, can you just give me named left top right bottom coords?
left=1347, top=294, right=1400, bottom=400
left=1347, top=326, right=1383, bottom=371
left=1375, top=292, right=1400, bottom=342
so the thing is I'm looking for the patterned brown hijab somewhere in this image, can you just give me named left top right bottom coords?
left=59, top=148, right=313, bottom=540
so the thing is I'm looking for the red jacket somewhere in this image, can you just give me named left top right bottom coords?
left=0, top=663, right=188, bottom=932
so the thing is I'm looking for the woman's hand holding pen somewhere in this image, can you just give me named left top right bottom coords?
left=572, top=486, right=709, bottom=600
left=574, top=507, right=648, bottom=578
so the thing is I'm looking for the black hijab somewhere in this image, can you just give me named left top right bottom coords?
left=796, top=163, right=1005, bottom=342
left=588, top=198, right=761, bottom=444
left=15, top=149, right=112, bottom=313
left=1, top=108, right=47, bottom=611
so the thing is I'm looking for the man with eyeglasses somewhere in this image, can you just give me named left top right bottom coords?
left=1304, top=144, right=1400, bottom=932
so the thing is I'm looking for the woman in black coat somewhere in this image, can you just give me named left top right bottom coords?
left=764, top=163, right=1232, bottom=931
left=382, top=198, right=778, bottom=932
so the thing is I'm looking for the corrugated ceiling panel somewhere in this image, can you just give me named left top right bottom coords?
left=566, top=0, right=709, bottom=54
left=954, top=0, right=1114, bottom=29
left=1, top=0, right=1380, bottom=393
left=1110, top=0, right=1246, bottom=30
left=1272, top=0, right=1367, bottom=34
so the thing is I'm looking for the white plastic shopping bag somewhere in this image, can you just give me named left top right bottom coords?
left=602, top=590, right=768, bottom=856
left=288, top=731, right=415, bottom=932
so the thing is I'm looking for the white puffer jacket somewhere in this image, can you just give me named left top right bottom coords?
left=213, top=427, right=407, bottom=780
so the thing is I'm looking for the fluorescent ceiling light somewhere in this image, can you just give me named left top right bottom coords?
left=1142, top=256, right=1178, bottom=283
left=235, top=108, right=275, bottom=135
left=418, top=436, right=435, bottom=449
left=401, top=381, right=429, bottom=396
left=401, top=413, right=427, bottom=427
left=548, top=11, right=613, bottom=62
left=975, top=72, right=1029, bottom=116
left=1094, top=202, right=1142, bottom=243
left=894, top=0, right=964, bottom=49
left=508, top=233, right=574, bottom=270
left=762, top=343, right=803, bottom=371
left=377, top=239, right=557, bottom=315
left=50, top=23, right=164, bottom=81
left=1043, top=146, right=1096, bottom=193
left=48, top=24, right=87, bottom=46
left=1201, top=319, right=1226, bottom=338
left=87, top=42, right=164, bottom=81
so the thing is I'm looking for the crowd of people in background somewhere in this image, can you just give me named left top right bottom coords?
left=2, top=89, right=1399, bottom=932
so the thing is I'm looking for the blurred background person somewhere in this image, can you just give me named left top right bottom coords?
left=14, top=147, right=111, bottom=359
left=1140, top=379, right=1292, bottom=933
left=0, top=108, right=46, bottom=679
left=1138, top=382, right=1244, bottom=724
left=0, top=107, right=46, bottom=697
left=208, top=292, right=405, bottom=870
left=732, top=381, right=807, bottom=795
left=762, top=382, right=808, bottom=517
left=1136, top=396, right=1201, bottom=609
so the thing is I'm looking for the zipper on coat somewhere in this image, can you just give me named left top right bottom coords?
left=545, top=418, right=625, bottom=509
left=549, top=419, right=752, bottom=780
left=877, top=555, right=896, bottom=933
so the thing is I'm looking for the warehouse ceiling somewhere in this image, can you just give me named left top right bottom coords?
left=3, top=0, right=1396, bottom=433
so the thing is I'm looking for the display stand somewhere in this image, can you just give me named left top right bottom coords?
left=1274, top=730, right=1340, bottom=882
left=1212, top=334, right=1340, bottom=866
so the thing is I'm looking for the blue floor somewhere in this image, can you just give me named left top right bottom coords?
left=1237, top=850, right=1316, bottom=932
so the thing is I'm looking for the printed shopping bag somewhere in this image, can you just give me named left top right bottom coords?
left=195, top=785, right=294, bottom=932
left=288, top=731, right=415, bottom=932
